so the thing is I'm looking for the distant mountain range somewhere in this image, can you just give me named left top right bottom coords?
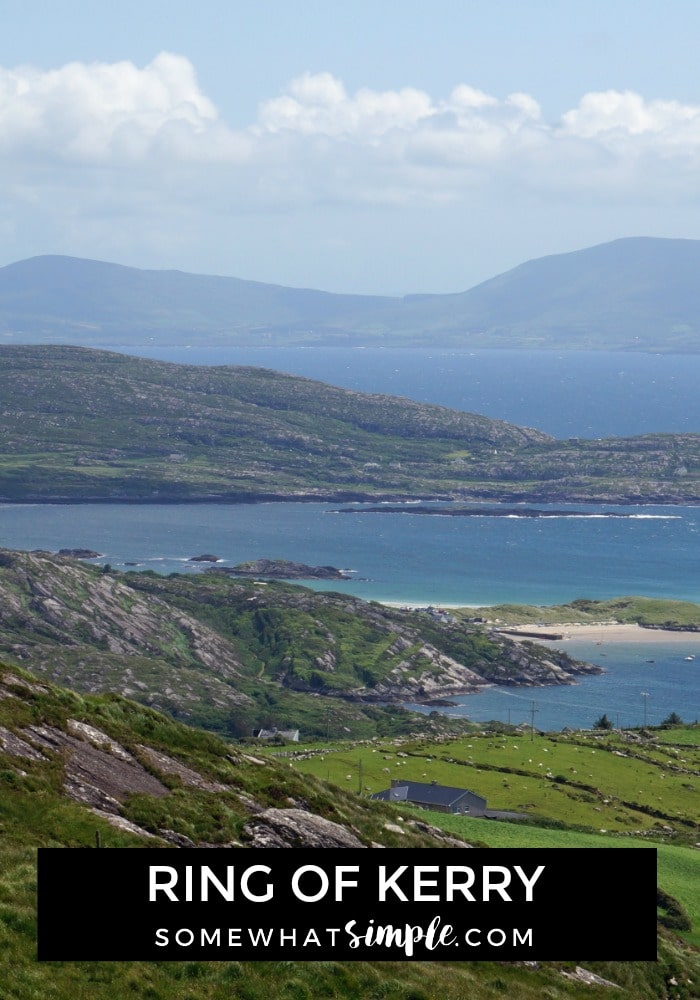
left=2, top=236, right=700, bottom=350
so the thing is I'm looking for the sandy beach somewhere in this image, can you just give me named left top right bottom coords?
left=503, top=622, right=700, bottom=646
left=379, top=602, right=700, bottom=647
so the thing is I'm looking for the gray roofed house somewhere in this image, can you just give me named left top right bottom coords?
left=371, top=779, right=487, bottom=815
left=252, top=727, right=300, bottom=742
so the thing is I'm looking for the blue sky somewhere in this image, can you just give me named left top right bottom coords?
left=2, top=2, right=700, bottom=293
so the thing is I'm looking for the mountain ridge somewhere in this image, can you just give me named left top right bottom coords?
left=3, top=236, right=700, bottom=349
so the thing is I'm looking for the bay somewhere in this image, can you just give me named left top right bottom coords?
left=409, top=640, right=700, bottom=731
left=1, top=499, right=699, bottom=730
left=1, top=500, right=698, bottom=606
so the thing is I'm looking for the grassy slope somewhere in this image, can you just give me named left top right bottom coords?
left=2, top=345, right=700, bottom=503
left=460, top=596, right=700, bottom=627
left=1, top=662, right=699, bottom=1000
left=280, top=729, right=700, bottom=958
left=281, top=730, right=700, bottom=843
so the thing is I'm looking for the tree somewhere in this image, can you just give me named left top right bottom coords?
left=661, top=711, right=683, bottom=727
left=594, top=713, right=613, bottom=730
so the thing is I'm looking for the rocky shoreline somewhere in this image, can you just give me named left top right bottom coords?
left=3, top=489, right=700, bottom=507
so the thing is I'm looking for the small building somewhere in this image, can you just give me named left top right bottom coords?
left=252, top=727, right=300, bottom=742
left=371, top=779, right=487, bottom=815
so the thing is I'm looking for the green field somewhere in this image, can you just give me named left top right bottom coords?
left=267, top=727, right=700, bottom=950
left=278, top=729, right=700, bottom=837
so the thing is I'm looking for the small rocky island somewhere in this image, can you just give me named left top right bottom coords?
left=208, top=558, right=353, bottom=580
left=57, top=548, right=103, bottom=559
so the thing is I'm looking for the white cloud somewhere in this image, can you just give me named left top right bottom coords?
left=3, top=55, right=700, bottom=290
left=560, top=90, right=700, bottom=137
left=2, top=56, right=700, bottom=189
left=258, top=72, right=435, bottom=137
left=0, top=52, right=250, bottom=163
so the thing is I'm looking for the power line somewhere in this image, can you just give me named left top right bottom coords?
left=641, top=690, right=650, bottom=728
left=530, top=700, right=538, bottom=740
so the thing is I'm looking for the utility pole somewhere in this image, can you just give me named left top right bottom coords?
left=358, top=757, right=363, bottom=796
left=530, top=701, right=538, bottom=741
left=641, top=691, right=649, bottom=728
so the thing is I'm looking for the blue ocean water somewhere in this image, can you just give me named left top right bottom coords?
left=409, top=640, right=699, bottom=731
left=1, top=501, right=698, bottom=607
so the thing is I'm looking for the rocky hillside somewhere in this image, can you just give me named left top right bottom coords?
left=0, top=548, right=598, bottom=737
left=1, top=344, right=700, bottom=503
left=0, top=662, right=460, bottom=849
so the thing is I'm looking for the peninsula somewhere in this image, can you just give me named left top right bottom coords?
left=1, top=345, right=700, bottom=506
left=0, top=546, right=600, bottom=739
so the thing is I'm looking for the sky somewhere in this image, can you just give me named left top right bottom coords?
left=3, top=1, right=700, bottom=295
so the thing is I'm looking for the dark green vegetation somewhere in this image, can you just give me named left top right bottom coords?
left=1, top=663, right=698, bottom=1000
left=461, top=596, right=700, bottom=629
left=2, top=345, right=700, bottom=504
left=0, top=548, right=597, bottom=739
left=3, top=237, right=700, bottom=351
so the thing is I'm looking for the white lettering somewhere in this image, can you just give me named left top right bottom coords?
left=482, top=866, right=512, bottom=901
left=414, top=866, right=440, bottom=902
left=446, top=866, right=476, bottom=901
left=514, top=865, right=545, bottom=901
left=149, top=866, right=179, bottom=901
left=201, top=867, right=234, bottom=902
left=344, top=916, right=456, bottom=957
left=302, top=928, right=322, bottom=947
left=292, top=865, right=329, bottom=902
left=248, top=927, right=274, bottom=947
left=464, top=928, right=534, bottom=948
left=240, top=865, right=273, bottom=902
left=148, top=864, right=274, bottom=902
left=378, top=865, right=408, bottom=901
left=335, top=866, right=360, bottom=900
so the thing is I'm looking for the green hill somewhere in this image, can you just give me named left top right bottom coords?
left=0, top=547, right=598, bottom=739
left=1, top=345, right=700, bottom=504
